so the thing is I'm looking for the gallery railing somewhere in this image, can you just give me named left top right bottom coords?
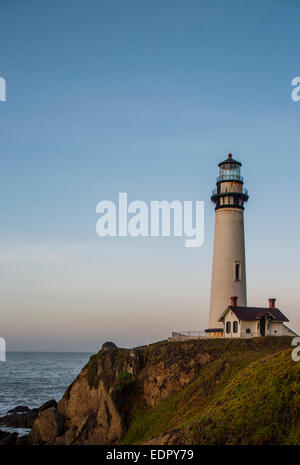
left=171, top=331, right=205, bottom=338
left=211, top=187, right=248, bottom=196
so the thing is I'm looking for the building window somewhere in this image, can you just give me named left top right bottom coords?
left=246, top=328, right=251, bottom=334
left=235, top=263, right=240, bottom=281
left=233, top=321, right=238, bottom=333
left=226, top=321, right=231, bottom=333
left=234, top=261, right=242, bottom=282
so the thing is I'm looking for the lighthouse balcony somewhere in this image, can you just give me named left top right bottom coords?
left=212, top=187, right=248, bottom=196
left=211, top=188, right=249, bottom=209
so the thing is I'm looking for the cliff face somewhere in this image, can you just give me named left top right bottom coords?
left=30, top=337, right=300, bottom=445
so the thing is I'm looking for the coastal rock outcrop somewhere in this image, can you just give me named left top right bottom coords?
left=30, top=407, right=65, bottom=444
left=27, top=337, right=300, bottom=445
left=0, top=400, right=57, bottom=429
left=102, top=341, right=118, bottom=350
left=0, top=430, right=18, bottom=445
left=30, top=339, right=213, bottom=444
left=0, top=406, right=38, bottom=429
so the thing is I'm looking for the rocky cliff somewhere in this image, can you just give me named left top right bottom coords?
left=29, top=337, right=300, bottom=445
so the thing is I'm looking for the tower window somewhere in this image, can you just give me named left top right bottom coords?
left=233, top=321, right=238, bottom=333
left=233, top=261, right=242, bottom=282
left=226, top=321, right=231, bottom=333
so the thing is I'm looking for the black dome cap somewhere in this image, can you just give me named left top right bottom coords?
left=218, top=153, right=242, bottom=167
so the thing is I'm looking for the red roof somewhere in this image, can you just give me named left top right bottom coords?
left=218, top=306, right=289, bottom=322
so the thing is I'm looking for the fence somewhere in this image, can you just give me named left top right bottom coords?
left=171, top=331, right=206, bottom=338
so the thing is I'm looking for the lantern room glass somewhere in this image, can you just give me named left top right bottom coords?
left=218, top=163, right=242, bottom=182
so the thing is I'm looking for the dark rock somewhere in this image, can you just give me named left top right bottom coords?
left=0, top=408, right=38, bottom=428
left=16, top=434, right=30, bottom=445
left=102, top=341, right=118, bottom=350
left=30, top=407, right=65, bottom=444
left=0, top=430, right=18, bottom=445
left=0, top=399, right=57, bottom=430
left=8, top=405, right=31, bottom=414
left=39, top=399, right=57, bottom=412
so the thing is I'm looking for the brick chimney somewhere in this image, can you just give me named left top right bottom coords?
left=268, top=298, right=276, bottom=309
left=231, top=296, right=238, bottom=307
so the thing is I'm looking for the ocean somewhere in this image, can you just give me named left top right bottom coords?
left=0, top=352, right=92, bottom=434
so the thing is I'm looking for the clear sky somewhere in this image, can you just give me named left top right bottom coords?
left=0, top=0, right=299, bottom=351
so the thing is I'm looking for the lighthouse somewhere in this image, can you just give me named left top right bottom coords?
left=170, top=152, right=297, bottom=341
left=208, top=153, right=249, bottom=334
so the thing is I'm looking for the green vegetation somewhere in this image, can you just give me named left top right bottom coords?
left=114, top=371, right=134, bottom=392
left=193, top=350, right=300, bottom=445
left=87, top=354, right=100, bottom=388
left=121, top=337, right=299, bottom=445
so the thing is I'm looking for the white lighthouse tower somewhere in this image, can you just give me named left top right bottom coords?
left=208, top=153, right=249, bottom=335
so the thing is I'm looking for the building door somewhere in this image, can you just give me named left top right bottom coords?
left=260, top=316, right=266, bottom=336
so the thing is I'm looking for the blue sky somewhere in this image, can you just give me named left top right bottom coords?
left=0, top=0, right=299, bottom=351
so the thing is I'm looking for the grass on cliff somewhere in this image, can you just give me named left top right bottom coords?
left=114, top=371, right=134, bottom=392
left=193, top=349, right=300, bottom=445
left=121, top=337, right=299, bottom=445
left=87, top=354, right=100, bottom=388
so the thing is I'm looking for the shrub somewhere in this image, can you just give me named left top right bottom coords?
left=115, top=371, right=133, bottom=392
